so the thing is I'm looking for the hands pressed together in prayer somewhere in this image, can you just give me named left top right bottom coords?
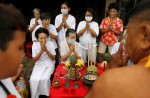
left=40, top=40, right=47, bottom=52
left=35, top=18, right=39, bottom=26
left=62, top=15, right=68, bottom=28
left=69, top=43, right=75, bottom=53
left=109, top=41, right=130, bottom=68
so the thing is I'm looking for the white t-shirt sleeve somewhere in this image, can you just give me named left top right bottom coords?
left=91, top=22, right=99, bottom=36
left=32, top=42, right=39, bottom=57
left=75, top=43, right=82, bottom=57
left=49, top=25, right=58, bottom=35
left=70, top=16, right=76, bottom=29
left=60, top=42, right=68, bottom=56
left=111, top=42, right=120, bottom=55
left=77, top=21, right=85, bottom=34
left=47, top=41, right=56, bottom=55
left=0, top=78, right=21, bottom=98
left=55, top=15, right=61, bottom=28
left=29, top=18, right=34, bottom=29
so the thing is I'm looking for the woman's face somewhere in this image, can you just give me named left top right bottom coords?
left=109, top=8, right=118, bottom=18
left=38, top=32, right=48, bottom=44
left=85, top=11, right=93, bottom=22
left=34, top=10, right=40, bottom=19
left=42, top=19, right=50, bottom=28
left=67, top=33, right=76, bottom=44
left=0, top=31, right=25, bottom=79
left=61, top=3, right=70, bottom=15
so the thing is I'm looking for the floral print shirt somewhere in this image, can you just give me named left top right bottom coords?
left=100, top=17, right=123, bottom=45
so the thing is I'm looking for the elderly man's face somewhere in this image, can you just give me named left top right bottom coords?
left=125, top=18, right=147, bottom=63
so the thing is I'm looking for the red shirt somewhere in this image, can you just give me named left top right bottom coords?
left=100, top=17, right=123, bottom=45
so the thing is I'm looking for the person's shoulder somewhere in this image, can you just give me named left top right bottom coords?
left=102, top=17, right=109, bottom=20
left=30, top=18, right=35, bottom=21
left=92, top=67, right=131, bottom=97
left=117, top=17, right=123, bottom=22
left=79, top=20, right=86, bottom=24
left=55, top=14, right=62, bottom=19
left=69, top=14, right=76, bottom=19
left=91, top=21, right=98, bottom=25
left=47, top=41, right=54, bottom=45
left=49, top=24, right=55, bottom=28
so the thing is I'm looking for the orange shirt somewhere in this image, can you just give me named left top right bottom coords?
left=100, top=17, right=123, bottom=45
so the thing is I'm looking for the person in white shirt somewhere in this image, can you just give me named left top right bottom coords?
left=55, top=1, right=76, bottom=45
left=0, top=3, right=27, bottom=97
left=29, top=8, right=42, bottom=32
left=30, top=28, right=56, bottom=98
left=60, top=29, right=82, bottom=63
left=0, top=78, right=21, bottom=98
left=32, top=12, right=58, bottom=49
left=77, top=8, right=99, bottom=63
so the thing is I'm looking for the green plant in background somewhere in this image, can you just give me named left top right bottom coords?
left=69, top=54, right=77, bottom=67
left=103, top=52, right=111, bottom=63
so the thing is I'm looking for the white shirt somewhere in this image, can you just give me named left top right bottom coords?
left=55, top=14, right=76, bottom=44
left=111, top=42, right=133, bottom=66
left=0, top=78, right=21, bottom=98
left=29, top=18, right=42, bottom=30
left=32, top=41, right=56, bottom=67
left=77, top=21, right=99, bottom=48
left=32, top=24, right=58, bottom=49
left=60, top=41, right=82, bottom=63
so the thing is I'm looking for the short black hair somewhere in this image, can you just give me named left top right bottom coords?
left=108, top=2, right=119, bottom=12
left=66, top=29, right=76, bottom=37
left=40, top=12, right=51, bottom=20
left=128, top=0, right=150, bottom=19
left=0, top=3, right=27, bottom=51
left=62, top=1, right=70, bottom=8
left=35, top=27, right=49, bottom=39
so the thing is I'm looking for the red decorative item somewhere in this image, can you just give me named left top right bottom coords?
left=74, top=65, right=77, bottom=80
left=7, top=94, right=17, bottom=98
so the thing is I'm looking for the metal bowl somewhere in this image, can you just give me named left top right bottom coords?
left=81, top=71, right=98, bottom=88
left=53, top=80, right=60, bottom=88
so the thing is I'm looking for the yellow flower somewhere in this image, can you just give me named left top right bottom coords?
left=65, top=61, right=70, bottom=68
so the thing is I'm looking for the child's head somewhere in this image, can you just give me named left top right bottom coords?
left=0, top=3, right=27, bottom=79
left=35, top=27, right=49, bottom=43
left=66, top=29, right=76, bottom=44
left=40, top=12, right=51, bottom=27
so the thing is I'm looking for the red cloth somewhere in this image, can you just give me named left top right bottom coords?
left=49, top=63, right=104, bottom=98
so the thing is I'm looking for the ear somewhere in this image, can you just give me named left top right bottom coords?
left=141, top=24, right=150, bottom=50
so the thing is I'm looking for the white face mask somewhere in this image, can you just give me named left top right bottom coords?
left=85, top=16, right=93, bottom=22
left=61, top=9, right=68, bottom=15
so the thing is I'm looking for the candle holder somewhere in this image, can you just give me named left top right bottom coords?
left=64, top=74, right=70, bottom=88
left=74, top=80, right=80, bottom=88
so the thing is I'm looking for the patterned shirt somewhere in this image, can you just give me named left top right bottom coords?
left=100, top=17, right=123, bottom=45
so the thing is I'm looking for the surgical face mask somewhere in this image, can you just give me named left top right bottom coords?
left=85, top=16, right=93, bottom=22
left=61, top=9, right=68, bottom=15
left=68, top=39, right=75, bottom=44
